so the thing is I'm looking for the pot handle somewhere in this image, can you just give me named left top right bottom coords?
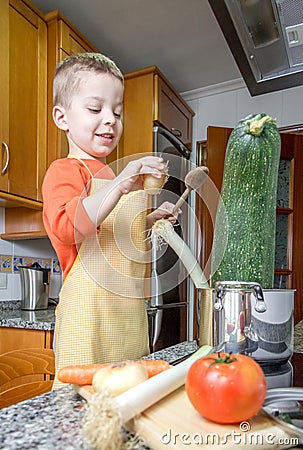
left=252, top=284, right=267, bottom=313
left=214, top=281, right=267, bottom=313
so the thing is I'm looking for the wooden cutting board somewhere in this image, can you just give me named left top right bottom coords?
left=76, top=385, right=301, bottom=449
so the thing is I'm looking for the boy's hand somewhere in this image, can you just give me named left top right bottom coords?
left=115, top=156, right=166, bottom=194
left=146, top=201, right=180, bottom=229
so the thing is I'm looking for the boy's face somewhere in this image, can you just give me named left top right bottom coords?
left=53, top=71, right=123, bottom=160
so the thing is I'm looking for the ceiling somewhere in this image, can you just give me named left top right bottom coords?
left=30, top=0, right=242, bottom=94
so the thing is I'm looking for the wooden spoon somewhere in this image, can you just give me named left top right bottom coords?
left=172, top=165, right=209, bottom=215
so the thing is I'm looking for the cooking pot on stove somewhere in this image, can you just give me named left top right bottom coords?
left=198, top=282, right=295, bottom=365
left=19, top=262, right=50, bottom=310
left=198, top=281, right=267, bottom=354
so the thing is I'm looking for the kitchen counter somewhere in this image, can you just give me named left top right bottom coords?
left=0, top=341, right=198, bottom=450
left=1, top=341, right=303, bottom=450
left=0, top=301, right=55, bottom=331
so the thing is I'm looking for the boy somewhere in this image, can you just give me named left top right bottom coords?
left=42, top=53, right=176, bottom=388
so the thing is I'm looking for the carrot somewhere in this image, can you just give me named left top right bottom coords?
left=137, top=359, right=171, bottom=377
left=58, top=363, right=109, bottom=385
left=57, top=359, right=171, bottom=385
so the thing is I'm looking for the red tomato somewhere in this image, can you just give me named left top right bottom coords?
left=185, top=352, right=267, bottom=424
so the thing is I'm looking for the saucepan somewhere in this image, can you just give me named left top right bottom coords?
left=198, top=283, right=295, bottom=365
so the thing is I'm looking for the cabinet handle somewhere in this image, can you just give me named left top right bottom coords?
left=170, top=128, right=182, bottom=137
left=1, top=141, right=9, bottom=174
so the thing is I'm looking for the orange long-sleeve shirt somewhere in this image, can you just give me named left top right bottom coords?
left=42, top=157, right=115, bottom=279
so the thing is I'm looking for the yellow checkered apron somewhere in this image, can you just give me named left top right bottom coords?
left=52, top=161, right=150, bottom=389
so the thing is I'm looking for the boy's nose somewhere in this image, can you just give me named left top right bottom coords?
left=103, top=110, right=116, bottom=125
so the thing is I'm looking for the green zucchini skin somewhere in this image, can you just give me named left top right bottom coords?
left=211, top=113, right=281, bottom=289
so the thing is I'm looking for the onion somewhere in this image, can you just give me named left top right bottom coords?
left=143, top=167, right=169, bottom=195
left=92, top=362, right=148, bottom=396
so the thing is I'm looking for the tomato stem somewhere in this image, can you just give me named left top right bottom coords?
left=209, top=352, right=238, bottom=367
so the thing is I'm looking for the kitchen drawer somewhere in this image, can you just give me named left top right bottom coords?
left=155, top=75, right=193, bottom=147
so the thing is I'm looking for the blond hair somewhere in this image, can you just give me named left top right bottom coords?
left=53, top=52, right=124, bottom=108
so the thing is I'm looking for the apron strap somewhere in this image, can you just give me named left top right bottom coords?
left=67, top=154, right=94, bottom=179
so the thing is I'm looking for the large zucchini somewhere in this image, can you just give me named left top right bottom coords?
left=211, top=113, right=281, bottom=288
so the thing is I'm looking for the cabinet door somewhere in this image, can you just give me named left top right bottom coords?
left=3, top=0, right=47, bottom=201
left=155, top=76, right=194, bottom=148
left=198, top=126, right=303, bottom=324
left=196, top=126, right=232, bottom=276
left=0, top=328, right=54, bottom=393
left=59, top=19, right=97, bottom=57
left=46, top=12, right=100, bottom=165
left=0, top=0, right=9, bottom=192
left=119, top=71, right=154, bottom=158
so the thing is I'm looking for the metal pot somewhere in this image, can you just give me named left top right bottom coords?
left=198, top=281, right=267, bottom=355
left=19, top=262, right=50, bottom=311
left=198, top=282, right=295, bottom=365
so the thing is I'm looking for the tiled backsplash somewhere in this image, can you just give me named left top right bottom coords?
left=0, top=255, right=61, bottom=275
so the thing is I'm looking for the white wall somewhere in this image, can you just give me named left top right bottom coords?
left=182, top=78, right=303, bottom=161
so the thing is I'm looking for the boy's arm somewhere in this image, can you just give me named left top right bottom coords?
left=42, top=160, right=96, bottom=245
left=82, top=157, right=165, bottom=227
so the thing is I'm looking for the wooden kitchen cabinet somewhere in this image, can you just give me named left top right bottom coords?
left=0, top=328, right=54, bottom=402
left=45, top=10, right=100, bottom=166
left=0, top=6, right=98, bottom=240
left=156, top=76, right=193, bottom=144
left=0, top=0, right=47, bottom=204
left=0, top=0, right=48, bottom=240
left=108, top=66, right=194, bottom=166
left=196, top=125, right=303, bottom=327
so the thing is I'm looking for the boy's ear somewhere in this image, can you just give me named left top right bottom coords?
left=52, top=105, right=69, bottom=131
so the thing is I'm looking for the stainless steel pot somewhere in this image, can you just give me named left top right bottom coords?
left=19, top=262, right=50, bottom=310
left=198, top=281, right=267, bottom=354
left=198, top=282, right=295, bottom=365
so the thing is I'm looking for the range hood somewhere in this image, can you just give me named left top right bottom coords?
left=208, top=0, right=303, bottom=96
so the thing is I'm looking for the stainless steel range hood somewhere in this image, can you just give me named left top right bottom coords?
left=208, top=0, right=303, bottom=96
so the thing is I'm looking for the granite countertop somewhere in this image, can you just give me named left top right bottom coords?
left=0, top=301, right=55, bottom=331
left=1, top=343, right=303, bottom=450
left=0, top=341, right=198, bottom=450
